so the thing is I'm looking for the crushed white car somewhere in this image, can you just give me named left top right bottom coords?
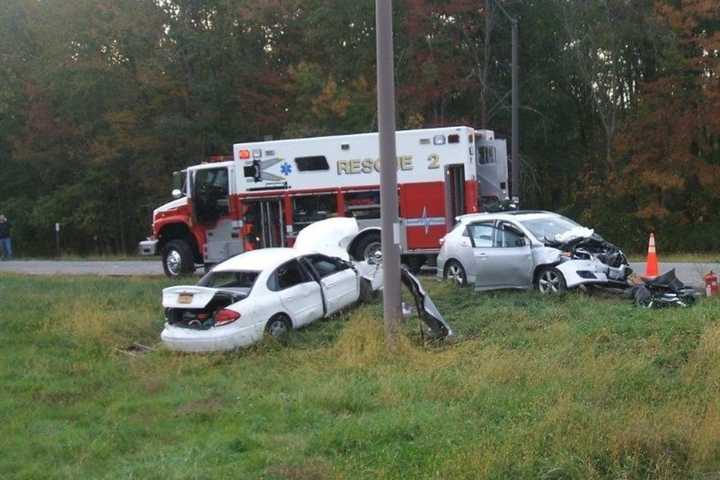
left=161, top=248, right=371, bottom=352
left=160, top=217, right=450, bottom=352
left=436, top=211, right=632, bottom=293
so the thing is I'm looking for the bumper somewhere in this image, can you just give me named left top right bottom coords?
left=557, top=260, right=632, bottom=289
left=161, top=323, right=263, bottom=352
left=138, top=239, right=159, bottom=256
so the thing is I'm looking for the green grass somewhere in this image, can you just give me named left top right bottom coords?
left=2, top=274, right=720, bottom=479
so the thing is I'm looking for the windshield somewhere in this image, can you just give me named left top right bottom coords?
left=172, top=170, right=188, bottom=196
left=519, top=215, right=582, bottom=241
left=198, top=270, right=260, bottom=292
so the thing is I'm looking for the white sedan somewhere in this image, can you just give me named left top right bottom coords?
left=161, top=248, right=369, bottom=352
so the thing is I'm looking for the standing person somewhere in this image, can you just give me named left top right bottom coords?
left=0, top=215, right=12, bottom=260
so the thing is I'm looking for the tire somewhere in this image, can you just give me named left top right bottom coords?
left=444, top=260, right=467, bottom=287
left=265, top=314, right=292, bottom=341
left=535, top=267, right=567, bottom=295
left=161, top=239, right=196, bottom=277
left=353, top=233, right=382, bottom=262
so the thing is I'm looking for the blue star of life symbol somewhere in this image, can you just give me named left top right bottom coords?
left=280, top=162, right=292, bottom=176
left=421, top=206, right=431, bottom=234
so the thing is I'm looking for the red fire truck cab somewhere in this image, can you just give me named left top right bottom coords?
left=139, top=126, right=509, bottom=277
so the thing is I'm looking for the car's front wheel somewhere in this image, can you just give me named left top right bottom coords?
left=444, top=260, right=467, bottom=287
left=536, top=267, right=567, bottom=295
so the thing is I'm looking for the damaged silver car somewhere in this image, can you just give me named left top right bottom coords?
left=436, top=211, right=631, bottom=293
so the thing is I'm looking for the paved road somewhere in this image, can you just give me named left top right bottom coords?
left=0, top=260, right=166, bottom=276
left=0, top=259, right=717, bottom=288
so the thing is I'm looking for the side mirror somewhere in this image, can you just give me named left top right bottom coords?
left=172, top=189, right=183, bottom=199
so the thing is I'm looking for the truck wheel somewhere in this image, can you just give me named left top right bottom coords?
left=353, top=233, right=382, bottom=262
left=162, top=239, right=196, bottom=277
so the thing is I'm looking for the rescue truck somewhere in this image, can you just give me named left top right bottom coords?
left=139, top=126, right=509, bottom=276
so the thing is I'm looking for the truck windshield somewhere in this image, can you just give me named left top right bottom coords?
left=172, top=170, right=188, bottom=195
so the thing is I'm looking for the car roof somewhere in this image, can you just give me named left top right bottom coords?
left=213, top=248, right=304, bottom=272
left=457, top=210, right=558, bottom=223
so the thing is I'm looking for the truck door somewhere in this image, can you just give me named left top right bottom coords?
left=192, top=166, right=243, bottom=263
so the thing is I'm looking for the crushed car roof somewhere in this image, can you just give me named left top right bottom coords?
left=213, top=248, right=303, bottom=272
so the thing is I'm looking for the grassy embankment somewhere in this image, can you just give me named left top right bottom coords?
left=2, top=273, right=720, bottom=479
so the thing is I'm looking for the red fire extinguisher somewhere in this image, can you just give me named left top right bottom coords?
left=704, top=271, right=718, bottom=297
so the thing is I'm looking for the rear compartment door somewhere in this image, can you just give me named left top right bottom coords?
left=476, top=138, right=509, bottom=201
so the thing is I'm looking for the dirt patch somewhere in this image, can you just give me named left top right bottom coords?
left=265, top=460, right=334, bottom=480
left=175, top=397, right=224, bottom=416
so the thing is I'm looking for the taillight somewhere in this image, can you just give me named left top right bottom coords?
left=214, top=309, right=241, bottom=326
left=439, top=236, right=446, bottom=245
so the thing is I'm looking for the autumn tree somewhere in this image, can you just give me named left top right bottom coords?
left=610, top=0, right=720, bottom=250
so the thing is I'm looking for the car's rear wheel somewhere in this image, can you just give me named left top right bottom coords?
left=536, top=267, right=567, bottom=295
left=444, top=260, right=467, bottom=287
left=161, top=239, right=195, bottom=277
left=265, top=314, right=292, bottom=340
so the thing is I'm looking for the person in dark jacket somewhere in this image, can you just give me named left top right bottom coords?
left=0, top=215, right=12, bottom=260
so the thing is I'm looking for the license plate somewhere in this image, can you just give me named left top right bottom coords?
left=178, top=293, right=193, bottom=304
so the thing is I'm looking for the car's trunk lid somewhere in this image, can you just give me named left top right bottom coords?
left=162, top=286, right=228, bottom=309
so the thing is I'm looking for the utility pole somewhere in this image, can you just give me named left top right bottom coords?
left=375, top=0, right=401, bottom=347
left=511, top=18, right=520, bottom=203
left=491, top=0, right=520, bottom=203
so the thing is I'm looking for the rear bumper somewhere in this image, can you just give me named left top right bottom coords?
left=161, top=323, right=262, bottom=352
left=138, top=239, right=159, bottom=256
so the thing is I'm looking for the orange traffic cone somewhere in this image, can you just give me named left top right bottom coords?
left=644, top=233, right=660, bottom=278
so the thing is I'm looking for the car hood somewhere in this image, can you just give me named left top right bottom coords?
left=153, top=196, right=188, bottom=218
left=294, top=217, right=360, bottom=261
left=544, top=233, right=628, bottom=268
left=401, top=268, right=453, bottom=338
left=552, top=226, right=595, bottom=243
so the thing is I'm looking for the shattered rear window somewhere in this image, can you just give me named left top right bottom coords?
left=519, top=216, right=581, bottom=242
left=198, top=270, right=260, bottom=290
